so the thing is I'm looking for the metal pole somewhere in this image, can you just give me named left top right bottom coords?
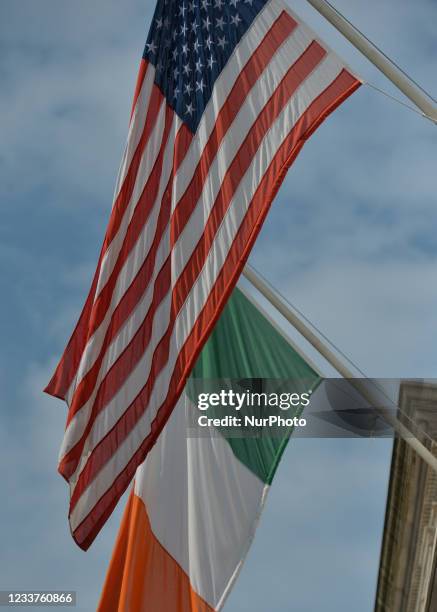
left=243, top=264, right=437, bottom=474
left=304, top=0, right=437, bottom=123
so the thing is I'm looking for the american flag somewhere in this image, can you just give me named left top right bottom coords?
left=45, top=0, right=360, bottom=549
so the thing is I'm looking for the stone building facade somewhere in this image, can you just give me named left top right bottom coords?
left=375, top=381, right=437, bottom=612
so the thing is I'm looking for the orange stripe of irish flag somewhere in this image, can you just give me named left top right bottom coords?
left=98, top=490, right=214, bottom=612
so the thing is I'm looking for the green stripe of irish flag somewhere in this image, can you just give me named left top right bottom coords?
left=191, top=287, right=321, bottom=484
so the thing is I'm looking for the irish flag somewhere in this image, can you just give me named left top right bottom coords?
left=98, top=287, right=320, bottom=611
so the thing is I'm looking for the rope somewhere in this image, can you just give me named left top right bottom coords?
left=248, top=264, right=436, bottom=447
left=365, top=81, right=437, bottom=125
left=317, top=0, right=437, bottom=105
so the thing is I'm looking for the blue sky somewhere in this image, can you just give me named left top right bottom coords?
left=0, top=0, right=436, bottom=610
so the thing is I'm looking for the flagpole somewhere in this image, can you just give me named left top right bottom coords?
left=303, top=0, right=437, bottom=123
left=242, top=264, right=437, bottom=474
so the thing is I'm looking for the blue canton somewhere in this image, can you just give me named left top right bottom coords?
left=143, top=0, right=269, bottom=132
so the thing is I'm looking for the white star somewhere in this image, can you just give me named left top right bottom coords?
left=245, top=0, right=254, bottom=4
left=181, top=42, right=189, bottom=55
left=205, top=35, right=213, bottom=49
left=173, top=66, right=180, bottom=79
left=207, top=55, right=216, bottom=69
left=156, top=60, right=163, bottom=73
left=179, top=3, right=187, bottom=17
left=172, top=29, right=178, bottom=41
left=191, top=21, right=199, bottom=33
left=230, top=13, right=242, bottom=26
left=196, top=78, right=206, bottom=92
left=201, top=0, right=210, bottom=9
left=183, top=63, right=192, bottom=76
left=216, top=16, right=226, bottom=29
left=180, top=22, right=188, bottom=36
left=185, top=102, right=195, bottom=116
left=214, top=0, right=224, bottom=7
left=202, top=16, right=211, bottom=30
left=217, top=35, right=227, bottom=49
left=230, top=0, right=240, bottom=6
left=185, top=82, right=194, bottom=95
left=155, top=17, right=163, bottom=29
left=173, top=86, right=181, bottom=99
left=189, top=1, right=196, bottom=12
left=146, top=40, right=157, bottom=55
left=195, top=57, right=204, bottom=72
left=194, top=39, right=202, bottom=53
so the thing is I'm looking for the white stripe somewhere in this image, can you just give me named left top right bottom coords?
left=94, top=96, right=166, bottom=298
left=61, top=20, right=306, bottom=454
left=76, top=110, right=178, bottom=382
left=67, top=287, right=172, bottom=489
left=171, top=25, right=318, bottom=282
left=112, top=63, right=155, bottom=203
left=134, top=393, right=267, bottom=609
left=69, top=53, right=343, bottom=529
left=279, top=0, right=359, bottom=78
left=64, top=67, right=160, bottom=406
left=60, top=118, right=180, bottom=460
left=60, top=238, right=171, bottom=462
left=64, top=108, right=177, bottom=407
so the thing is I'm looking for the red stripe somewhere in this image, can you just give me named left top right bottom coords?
left=101, top=84, right=164, bottom=259
left=173, top=40, right=326, bottom=309
left=130, top=58, right=148, bottom=120
left=67, top=114, right=190, bottom=425
left=86, top=103, right=175, bottom=343
left=64, top=122, right=190, bottom=414
left=69, top=70, right=360, bottom=543
left=59, top=17, right=294, bottom=434
left=44, top=61, right=157, bottom=399
left=59, top=124, right=193, bottom=477
left=44, top=255, right=104, bottom=400
left=64, top=103, right=174, bottom=423
left=61, top=38, right=326, bottom=479
left=60, top=261, right=171, bottom=479
left=170, top=10, right=296, bottom=244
